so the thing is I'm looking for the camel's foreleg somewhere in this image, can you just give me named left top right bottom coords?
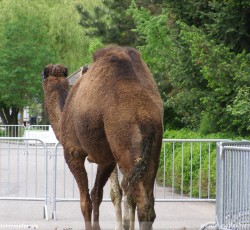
left=110, top=166, right=123, bottom=230
left=64, top=150, right=92, bottom=230
left=91, top=162, right=116, bottom=230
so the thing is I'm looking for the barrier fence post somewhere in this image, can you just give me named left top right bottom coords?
left=216, top=141, right=250, bottom=229
left=51, top=142, right=60, bottom=220
left=0, top=137, right=49, bottom=220
left=216, top=142, right=224, bottom=229
left=3, top=135, right=249, bottom=227
left=44, top=142, right=49, bottom=220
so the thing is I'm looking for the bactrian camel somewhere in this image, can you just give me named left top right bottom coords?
left=41, top=64, right=127, bottom=230
left=41, top=45, right=163, bottom=230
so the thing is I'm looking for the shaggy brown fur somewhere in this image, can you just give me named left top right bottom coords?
left=42, top=45, right=163, bottom=230
left=42, top=63, right=125, bottom=230
left=41, top=64, right=69, bottom=141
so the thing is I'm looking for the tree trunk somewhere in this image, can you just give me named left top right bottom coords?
left=19, top=107, right=24, bottom=125
left=41, top=103, right=49, bottom=125
left=9, top=106, right=19, bottom=125
left=0, top=103, right=20, bottom=136
left=0, top=108, right=8, bottom=124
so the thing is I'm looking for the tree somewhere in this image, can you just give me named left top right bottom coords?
left=179, top=23, right=250, bottom=135
left=204, top=1, right=250, bottom=53
left=76, top=0, right=139, bottom=46
left=128, top=4, right=207, bottom=129
left=45, top=0, right=101, bottom=71
left=0, top=1, right=57, bottom=125
left=129, top=0, right=250, bottom=135
left=0, top=0, right=100, bottom=125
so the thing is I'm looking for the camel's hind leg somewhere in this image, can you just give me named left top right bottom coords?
left=110, top=166, right=136, bottom=230
left=123, top=193, right=136, bottom=230
left=131, top=148, right=161, bottom=230
left=91, top=162, right=116, bottom=230
left=132, top=181, right=155, bottom=230
left=110, top=166, right=123, bottom=230
left=64, top=150, right=92, bottom=230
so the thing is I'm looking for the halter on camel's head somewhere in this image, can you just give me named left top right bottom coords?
left=41, top=64, right=68, bottom=81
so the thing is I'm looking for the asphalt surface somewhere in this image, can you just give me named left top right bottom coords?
left=0, top=200, right=215, bottom=230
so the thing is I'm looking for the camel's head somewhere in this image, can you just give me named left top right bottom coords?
left=41, top=64, right=68, bottom=81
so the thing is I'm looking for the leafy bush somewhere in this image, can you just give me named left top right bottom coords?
left=0, top=129, right=4, bottom=137
left=199, top=112, right=217, bottom=135
left=129, top=2, right=250, bottom=136
left=157, top=129, right=245, bottom=198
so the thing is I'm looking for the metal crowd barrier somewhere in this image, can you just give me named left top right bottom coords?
left=0, top=125, right=51, bottom=137
left=3, top=132, right=249, bottom=226
left=0, top=137, right=49, bottom=220
left=28, top=125, right=51, bottom=131
left=51, top=143, right=99, bottom=220
left=51, top=139, right=227, bottom=220
left=26, top=125, right=58, bottom=144
left=216, top=141, right=250, bottom=230
left=157, top=139, right=228, bottom=202
left=0, top=125, right=26, bottom=137
left=0, top=125, right=57, bottom=141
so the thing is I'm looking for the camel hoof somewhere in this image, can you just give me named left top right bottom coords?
left=123, top=221, right=129, bottom=230
left=93, top=223, right=101, bottom=230
left=115, top=225, right=124, bottom=230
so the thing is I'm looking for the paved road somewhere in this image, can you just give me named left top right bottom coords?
left=0, top=142, right=216, bottom=230
left=0, top=200, right=215, bottom=230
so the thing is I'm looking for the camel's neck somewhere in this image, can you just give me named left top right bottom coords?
left=43, top=78, right=69, bottom=142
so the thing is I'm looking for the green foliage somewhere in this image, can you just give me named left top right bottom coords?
left=28, top=103, right=42, bottom=118
left=0, top=0, right=100, bottom=124
left=129, top=3, right=208, bottom=129
left=1, top=0, right=249, bottom=135
left=157, top=129, right=244, bottom=198
left=129, top=1, right=250, bottom=136
left=198, top=112, right=217, bottom=135
left=226, top=87, right=250, bottom=134
left=0, top=6, right=56, bottom=107
left=205, top=1, right=250, bottom=53
left=0, top=0, right=58, bottom=124
left=128, top=4, right=172, bottom=73
left=88, top=38, right=104, bottom=59
left=45, top=0, right=100, bottom=72
left=158, top=130, right=215, bottom=198
left=77, top=0, right=138, bottom=46
left=180, top=23, right=250, bottom=135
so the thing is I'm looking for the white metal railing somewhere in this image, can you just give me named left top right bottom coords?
left=50, top=139, right=227, bottom=220
left=2, top=132, right=249, bottom=228
left=157, top=139, right=229, bottom=202
left=0, top=137, right=49, bottom=220
left=216, top=141, right=250, bottom=230
left=0, top=125, right=59, bottom=143
left=26, top=125, right=58, bottom=144
left=0, top=125, right=26, bottom=137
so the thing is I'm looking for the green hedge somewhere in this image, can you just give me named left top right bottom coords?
left=157, top=129, right=245, bottom=198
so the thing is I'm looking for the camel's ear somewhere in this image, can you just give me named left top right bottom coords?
left=41, top=66, right=51, bottom=80
left=81, top=65, right=88, bottom=75
left=63, top=67, right=68, bottom=77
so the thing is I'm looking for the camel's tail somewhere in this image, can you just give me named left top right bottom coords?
left=124, top=127, right=155, bottom=193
